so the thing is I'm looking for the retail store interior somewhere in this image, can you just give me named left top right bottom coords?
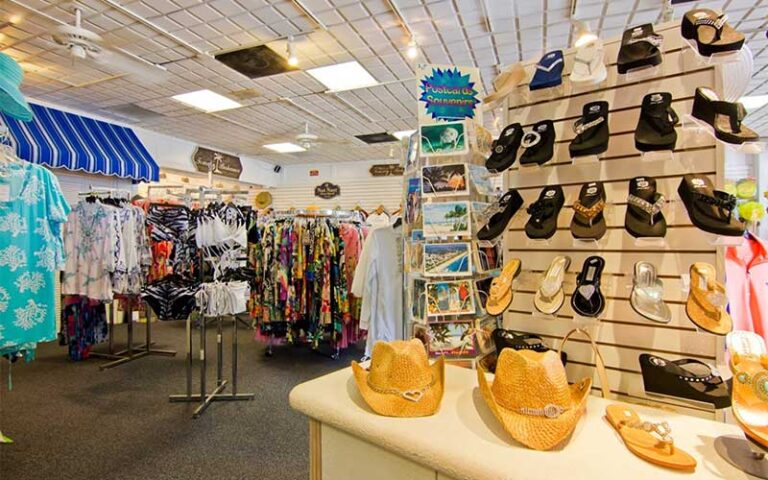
left=1, top=0, right=768, bottom=479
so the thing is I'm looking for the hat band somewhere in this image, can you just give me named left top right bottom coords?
left=366, top=374, right=436, bottom=403
left=518, top=404, right=569, bottom=419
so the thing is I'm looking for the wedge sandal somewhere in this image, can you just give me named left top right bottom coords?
left=525, top=185, right=564, bottom=240
left=691, top=87, right=758, bottom=145
left=635, top=92, right=678, bottom=152
left=486, top=123, right=523, bottom=173
left=639, top=354, right=730, bottom=408
left=625, top=176, right=667, bottom=238
left=570, top=181, right=606, bottom=240
left=681, top=9, right=744, bottom=57
left=678, top=174, right=744, bottom=236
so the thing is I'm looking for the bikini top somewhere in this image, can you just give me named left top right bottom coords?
left=195, top=281, right=251, bottom=316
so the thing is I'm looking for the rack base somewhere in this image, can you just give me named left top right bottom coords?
left=169, top=381, right=254, bottom=418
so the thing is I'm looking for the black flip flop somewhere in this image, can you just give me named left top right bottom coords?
left=691, top=88, right=758, bottom=145
left=525, top=185, right=564, bottom=240
left=681, top=9, right=745, bottom=57
left=519, top=120, right=555, bottom=166
left=570, top=181, right=607, bottom=240
left=678, top=174, right=744, bottom=236
left=639, top=353, right=731, bottom=408
left=477, top=189, right=524, bottom=241
left=486, top=123, right=523, bottom=173
left=625, top=176, right=667, bottom=238
left=617, top=24, right=663, bottom=74
left=569, top=101, right=610, bottom=158
left=571, top=256, right=605, bottom=318
left=635, top=92, right=678, bottom=152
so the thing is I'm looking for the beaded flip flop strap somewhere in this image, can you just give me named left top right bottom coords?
left=628, top=194, right=665, bottom=224
left=695, top=14, right=727, bottom=42
left=625, top=420, right=674, bottom=445
left=692, top=191, right=736, bottom=222
left=574, top=115, right=604, bottom=135
left=573, top=199, right=605, bottom=220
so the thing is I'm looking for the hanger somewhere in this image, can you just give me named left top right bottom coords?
left=375, top=204, right=388, bottom=215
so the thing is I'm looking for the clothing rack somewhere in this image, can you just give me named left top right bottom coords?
left=169, top=186, right=254, bottom=418
left=75, top=188, right=178, bottom=369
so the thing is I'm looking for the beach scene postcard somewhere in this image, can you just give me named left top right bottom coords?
left=423, top=201, right=471, bottom=238
left=426, top=279, right=475, bottom=317
left=423, top=242, right=472, bottom=277
left=427, top=322, right=476, bottom=357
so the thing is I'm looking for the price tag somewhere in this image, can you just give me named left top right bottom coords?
left=0, top=184, right=9, bottom=202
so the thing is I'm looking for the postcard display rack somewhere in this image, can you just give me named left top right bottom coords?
left=402, top=113, right=497, bottom=366
left=500, top=21, right=740, bottom=421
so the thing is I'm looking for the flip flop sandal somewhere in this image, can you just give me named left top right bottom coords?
left=678, top=174, right=744, bottom=236
left=732, top=354, right=768, bottom=449
left=681, top=9, right=745, bottom=57
left=639, top=354, right=730, bottom=409
left=570, top=181, right=607, bottom=240
left=691, top=87, right=758, bottom=144
left=635, top=92, right=678, bottom=152
left=625, top=176, right=667, bottom=238
left=485, top=258, right=522, bottom=316
left=727, top=331, right=767, bottom=373
left=534, top=255, right=571, bottom=315
left=477, top=189, right=525, bottom=241
left=617, top=24, right=664, bottom=74
left=486, top=123, right=523, bottom=173
left=492, top=328, right=568, bottom=365
left=630, top=262, right=671, bottom=324
left=571, top=255, right=606, bottom=318
left=525, top=185, right=564, bottom=240
left=605, top=404, right=697, bottom=472
left=529, top=50, right=564, bottom=91
left=569, top=101, right=610, bottom=157
left=570, top=38, right=607, bottom=85
left=519, top=120, right=556, bottom=166
left=686, top=262, right=733, bottom=335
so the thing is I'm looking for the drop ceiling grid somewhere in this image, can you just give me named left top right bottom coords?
left=0, top=0, right=767, bottom=164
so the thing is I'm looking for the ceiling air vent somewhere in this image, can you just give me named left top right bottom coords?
left=355, top=132, right=398, bottom=144
left=215, top=45, right=297, bottom=79
left=103, top=103, right=165, bottom=123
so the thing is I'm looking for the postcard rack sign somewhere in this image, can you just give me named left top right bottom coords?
left=500, top=22, right=724, bottom=419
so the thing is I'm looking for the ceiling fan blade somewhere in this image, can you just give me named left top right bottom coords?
left=91, top=47, right=169, bottom=85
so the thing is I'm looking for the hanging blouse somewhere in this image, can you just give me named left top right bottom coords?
left=113, top=204, right=151, bottom=295
left=0, top=162, right=69, bottom=358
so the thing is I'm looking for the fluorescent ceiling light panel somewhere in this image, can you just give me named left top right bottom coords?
left=171, top=89, right=242, bottom=112
left=740, top=95, right=768, bottom=112
left=263, top=143, right=306, bottom=153
left=392, top=129, right=416, bottom=140
left=306, top=61, right=378, bottom=92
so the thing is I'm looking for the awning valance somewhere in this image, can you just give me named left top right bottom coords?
left=0, top=103, right=159, bottom=182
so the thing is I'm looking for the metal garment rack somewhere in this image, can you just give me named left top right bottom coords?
left=169, top=186, right=254, bottom=418
left=78, top=187, right=178, bottom=369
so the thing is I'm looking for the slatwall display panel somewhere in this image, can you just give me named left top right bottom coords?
left=52, top=169, right=136, bottom=207
left=267, top=177, right=403, bottom=212
left=502, top=23, right=725, bottom=418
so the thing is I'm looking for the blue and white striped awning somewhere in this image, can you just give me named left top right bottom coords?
left=0, top=103, right=159, bottom=182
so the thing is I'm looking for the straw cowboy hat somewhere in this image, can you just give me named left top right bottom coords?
left=254, top=191, right=273, bottom=209
left=352, top=339, right=445, bottom=417
left=477, top=348, right=591, bottom=450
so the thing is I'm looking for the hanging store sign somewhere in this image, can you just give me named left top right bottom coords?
left=314, top=182, right=340, bottom=199
left=417, top=64, right=481, bottom=123
left=192, top=147, right=242, bottom=179
left=369, top=164, right=405, bottom=177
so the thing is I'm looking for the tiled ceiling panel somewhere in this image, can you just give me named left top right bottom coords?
left=0, top=0, right=766, bottom=165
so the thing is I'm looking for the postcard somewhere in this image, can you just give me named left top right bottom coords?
left=421, top=163, right=468, bottom=197
left=427, top=322, right=476, bottom=357
left=406, top=178, right=422, bottom=226
left=411, top=229, right=424, bottom=241
left=423, top=201, right=471, bottom=238
left=426, top=279, right=475, bottom=317
left=423, top=242, right=472, bottom=277
left=467, top=164, right=495, bottom=195
left=474, top=242, right=502, bottom=272
left=420, top=121, right=469, bottom=157
left=406, top=131, right=419, bottom=168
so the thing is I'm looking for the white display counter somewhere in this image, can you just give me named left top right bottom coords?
left=290, top=364, right=752, bottom=480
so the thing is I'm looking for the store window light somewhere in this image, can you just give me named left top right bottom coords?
left=264, top=143, right=306, bottom=153
left=739, top=95, right=768, bottom=112
left=171, top=89, right=242, bottom=113
left=306, top=61, right=378, bottom=92
left=392, top=130, right=416, bottom=140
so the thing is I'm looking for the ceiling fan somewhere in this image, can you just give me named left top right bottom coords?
left=271, top=122, right=351, bottom=151
left=50, top=7, right=167, bottom=84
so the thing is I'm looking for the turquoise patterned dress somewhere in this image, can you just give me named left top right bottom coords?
left=0, top=162, right=69, bottom=359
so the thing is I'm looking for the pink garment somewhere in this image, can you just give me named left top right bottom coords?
left=725, top=232, right=768, bottom=340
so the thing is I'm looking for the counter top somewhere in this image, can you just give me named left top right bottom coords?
left=290, top=365, right=754, bottom=480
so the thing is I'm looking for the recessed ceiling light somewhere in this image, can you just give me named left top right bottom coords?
left=739, top=95, right=768, bottom=112
left=263, top=143, right=306, bottom=153
left=306, top=61, right=378, bottom=92
left=392, top=129, right=416, bottom=140
left=171, top=89, right=242, bottom=113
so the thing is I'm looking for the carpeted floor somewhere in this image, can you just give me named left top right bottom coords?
left=0, top=320, right=360, bottom=480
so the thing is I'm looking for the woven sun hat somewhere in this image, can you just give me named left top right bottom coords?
left=254, top=191, right=273, bottom=209
left=477, top=348, right=591, bottom=450
left=483, top=63, right=526, bottom=107
left=352, top=339, right=445, bottom=417
left=0, top=52, right=33, bottom=122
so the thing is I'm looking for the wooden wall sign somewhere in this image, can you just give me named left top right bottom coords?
left=369, top=164, right=405, bottom=176
left=314, top=182, right=340, bottom=199
left=192, top=147, right=242, bottom=179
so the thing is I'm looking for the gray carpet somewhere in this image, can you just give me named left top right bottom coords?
left=0, top=321, right=360, bottom=479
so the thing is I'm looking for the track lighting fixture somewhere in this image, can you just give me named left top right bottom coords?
left=407, top=39, right=418, bottom=59
left=287, top=35, right=298, bottom=67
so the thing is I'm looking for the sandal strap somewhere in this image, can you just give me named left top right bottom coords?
left=574, top=115, right=604, bottom=135
left=527, top=200, right=556, bottom=225
left=625, top=419, right=674, bottom=445
left=695, top=14, right=727, bottom=42
left=692, top=190, right=736, bottom=222
left=628, top=194, right=665, bottom=216
left=573, top=198, right=605, bottom=220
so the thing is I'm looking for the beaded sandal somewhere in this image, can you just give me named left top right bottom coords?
left=571, top=181, right=606, bottom=240
left=639, top=353, right=730, bottom=408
